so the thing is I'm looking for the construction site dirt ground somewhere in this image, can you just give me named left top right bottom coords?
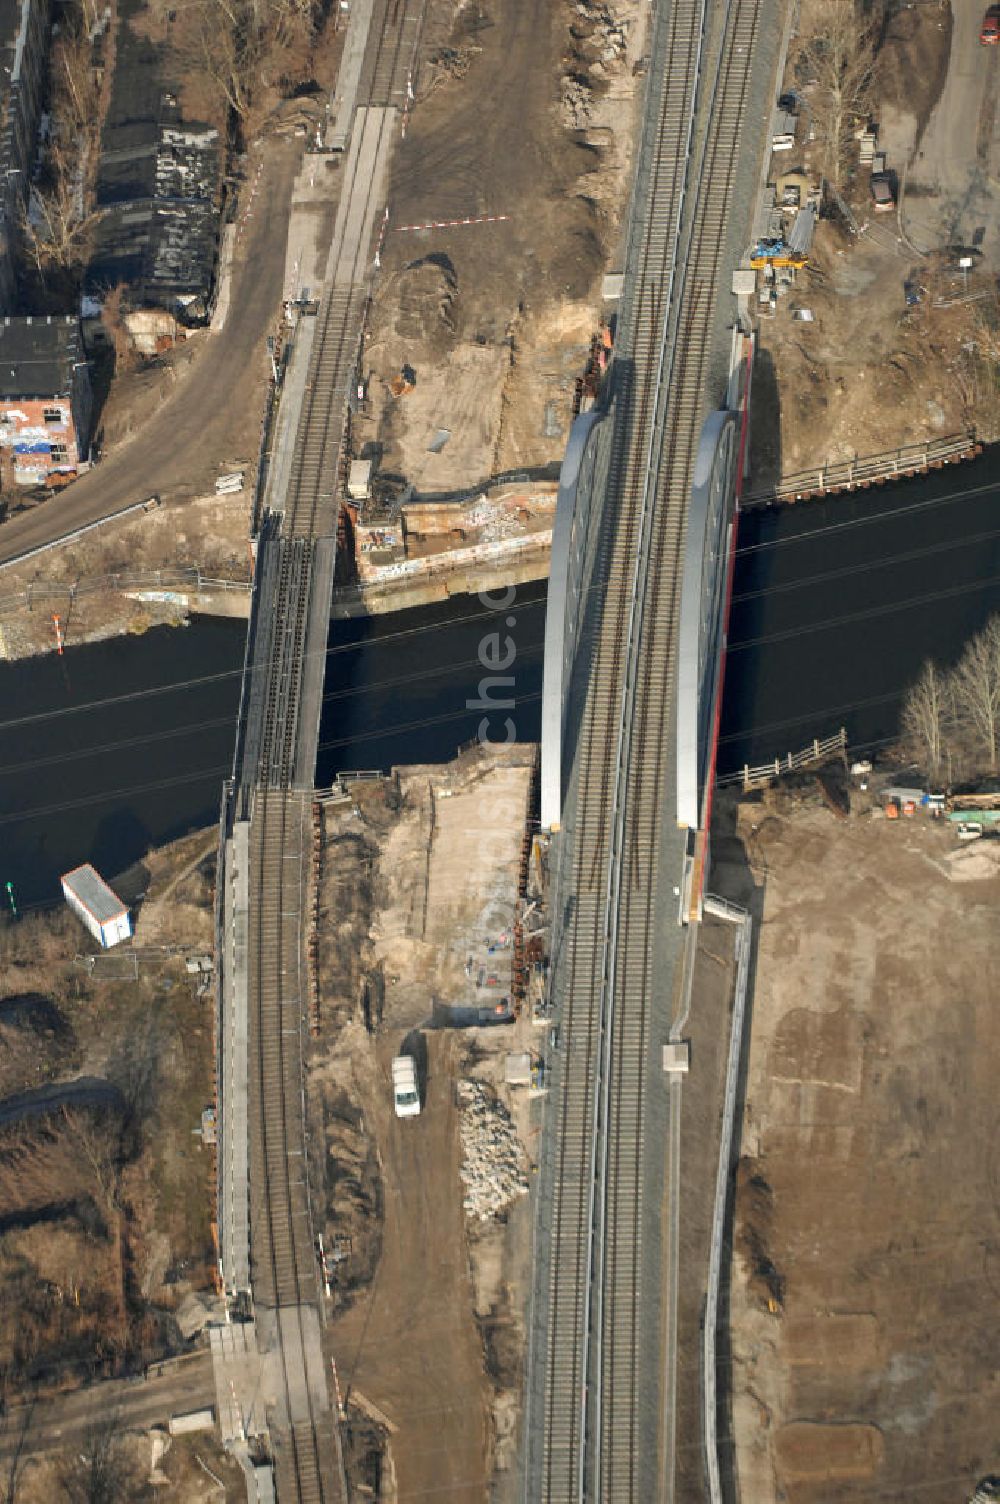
left=360, top=0, right=646, bottom=490
left=727, top=783, right=1000, bottom=1504
left=748, top=0, right=1000, bottom=486
left=309, top=745, right=542, bottom=1501
left=1, top=0, right=647, bottom=657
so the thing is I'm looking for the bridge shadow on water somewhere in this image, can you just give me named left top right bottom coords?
left=721, top=445, right=1000, bottom=773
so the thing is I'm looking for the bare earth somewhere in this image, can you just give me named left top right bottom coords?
left=729, top=788, right=1000, bottom=1504
left=749, top=0, right=1000, bottom=485
left=361, top=0, right=645, bottom=489
left=311, top=746, right=541, bottom=1500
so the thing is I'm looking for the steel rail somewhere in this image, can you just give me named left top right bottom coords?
left=236, top=6, right=424, bottom=1501
left=603, top=0, right=763, bottom=1489
left=583, top=0, right=712, bottom=1488
left=540, top=0, right=709, bottom=1486
left=533, top=0, right=767, bottom=1495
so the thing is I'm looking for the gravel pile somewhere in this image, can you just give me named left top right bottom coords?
left=457, top=1080, right=529, bottom=1221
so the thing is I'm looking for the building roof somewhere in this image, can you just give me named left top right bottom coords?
left=61, top=864, right=129, bottom=925
left=88, top=0, right=222, bottom=309
left=0, top=316, right=84, bottom=398
left=87, top=196, right=219, bottom=307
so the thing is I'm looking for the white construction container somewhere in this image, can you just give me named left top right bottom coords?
left=168, top=1407, right=215, bottom=1435
left=60, top=864, right=131, bottom=948
left=348, top=459, right=372, bottom=501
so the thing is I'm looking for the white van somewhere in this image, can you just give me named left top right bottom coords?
left=392, top=1055, right=421, bottom=1118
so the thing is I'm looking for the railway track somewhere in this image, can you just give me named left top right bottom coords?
left=531, top=0, right=765, bottom=1497
left=229, top=4, right=424, bottom=1500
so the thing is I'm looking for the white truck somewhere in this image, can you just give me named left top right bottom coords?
left=392, top=1055, right=420, bottom=1118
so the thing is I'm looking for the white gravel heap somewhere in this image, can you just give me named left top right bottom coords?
left=457, top=1079, right=529, bottom=1221
left=466, top=494, right=519, bottom=543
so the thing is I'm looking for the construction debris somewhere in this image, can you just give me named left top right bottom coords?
left=457, top=1079, right=529, bottom=1221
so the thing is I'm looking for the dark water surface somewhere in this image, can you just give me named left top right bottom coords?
left=315, top=582, right=546, bottom=786
left=0, top=617, right=245, bottom=911
left=4, top=450, right=999, bottom=909
left=0, top=583, right=548, bottom=911
left=720, top=450, right=1000, bottom=775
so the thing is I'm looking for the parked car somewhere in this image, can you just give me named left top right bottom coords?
left=981, top=7, right=1000, bottom=43
left=392, top=1055, right=420, bottom=1118
left=869, top=173, right=896, bottom=212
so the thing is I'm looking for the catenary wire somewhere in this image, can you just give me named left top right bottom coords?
left=735, top=471, right=1000, bottom=555
left=730, top=518, right=1000, bottom=604
left=0, top=693, right=544, bottom=828
left=0, top=645, right=545, bottom=781
left=0, top=590, right=548, bottom=735
left=2, top=499, right=997, bottom=739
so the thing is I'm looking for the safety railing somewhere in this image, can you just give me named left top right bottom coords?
left=718, top=726, right=847, bottom=791
left=742, top=432, right=979, bottom=508
left=0, top=566, right=250, bottom=618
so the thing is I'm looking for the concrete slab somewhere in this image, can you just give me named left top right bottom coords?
left=284, top=157, right=342, bottom=302
left=210, top=1319, right=265, bottom=1442
left=325, top=0, right=375, bottom=150
left=324, top=106, right=396, bottom=288
left=263, top=314, right=318, bottom=519
left=219, top=821, right=250, bottom=1294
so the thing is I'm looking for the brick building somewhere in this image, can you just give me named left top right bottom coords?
left=0, top=315, right=92, bottom=486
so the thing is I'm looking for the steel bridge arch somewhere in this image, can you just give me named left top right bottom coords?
left=540, top=407, right=607, bottom=832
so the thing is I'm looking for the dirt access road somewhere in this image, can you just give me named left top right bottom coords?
left=0, top=137, right=300, bottom=569
left=729, top=790, right=1000, bottom=1504
left=329, top=1031, right=488, bottom=1504
left=0, top=1351, right=215, bottom=1461
left=893, top=0, right=1000, bottom=266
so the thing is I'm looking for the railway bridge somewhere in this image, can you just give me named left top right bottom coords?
left=208, top=0, right=782, bottom=1494
left=526, top=0, right=780, bottom=1496
left=212, top=2, right=423, bottom=1499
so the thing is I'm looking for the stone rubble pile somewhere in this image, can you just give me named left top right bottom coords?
left=562, top=6, right=630, bottom=127
left=466, top=493, right=519, bottom=543
left=457, top=1080, right=529, bottom=1221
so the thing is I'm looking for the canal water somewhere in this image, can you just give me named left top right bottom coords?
left=719, top=449, right=1000, bottom=775
left=0, top=617, right=246, bottom=913
left=0, top=583, right=548, bottom=912
left=314, top=582, right=546, bottom=787
left=3, top=451, right=999, bottom=910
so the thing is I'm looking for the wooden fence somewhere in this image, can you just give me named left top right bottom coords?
left=718, top=727, right=847, bottom=791
left=743, top=433, right=980, bottom=508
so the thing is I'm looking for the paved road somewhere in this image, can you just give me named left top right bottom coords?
left=0, top=137, right=301, bottom=568
left=901, top=0, right=1000, bottom=264
left=0, top=1350, right=215, bottom=1459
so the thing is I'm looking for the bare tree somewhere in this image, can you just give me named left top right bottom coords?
left=799, top=0, right=879, bottom=192
left=21, top=160, right=103, bottom=282
left=901, top=658, right=948, bottom=779
left=175, top=0, right=315, bottom=130
left=58, top=1415, right=141, bottom=1504
left=97, top=283, right=139, bottom=376
left=21, top=6, right=107, bottom=285
left=951, top=616, right=1000, bottom=771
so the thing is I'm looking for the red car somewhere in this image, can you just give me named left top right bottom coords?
left=981, top=7, right=1000, bottom=43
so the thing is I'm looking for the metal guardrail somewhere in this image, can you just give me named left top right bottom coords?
left=717, top=727, right=846, bottom=790
left=0, top=498, right=151, bottom=574
left=742, top=432, right=979, bottom=507
left=700, top=897, right=753, bottom=1504
left=0, top=567, right=250, bottom=618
